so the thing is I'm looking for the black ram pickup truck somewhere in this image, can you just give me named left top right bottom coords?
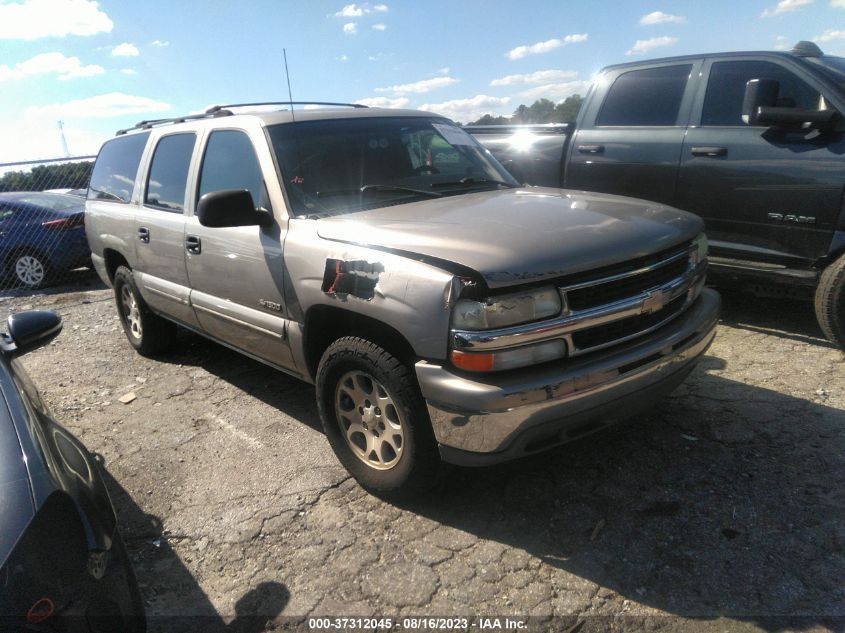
left=468, top=41, right=845, bottom=348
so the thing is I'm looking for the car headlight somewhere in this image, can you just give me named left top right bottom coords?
left=691, top=233, right=709, bottom=266
left=452, top=286, right=562, bottom=330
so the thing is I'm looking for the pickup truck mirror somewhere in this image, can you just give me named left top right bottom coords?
left=756, top=106, right=839, bottom=128
left=196, top=189, right=273, bottom=228
left=0, top=310, right=62, bottom=357
left=743, top=78, right=839, bottom=128
left=742, top=79, right=779, bottom=125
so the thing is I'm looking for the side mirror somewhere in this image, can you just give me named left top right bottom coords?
left=742, top=78, right=779, bottom=126
left=0, top=311, right=62, bottom=357
left=196, top=189, right=273, bottom=228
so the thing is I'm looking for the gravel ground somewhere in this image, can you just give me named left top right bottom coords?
left=3, top=279, right=844, bottom=633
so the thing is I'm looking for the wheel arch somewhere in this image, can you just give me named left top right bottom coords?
left=303, top=305, right=418, bottom=382
left=103, top=248, right=130, bottom=284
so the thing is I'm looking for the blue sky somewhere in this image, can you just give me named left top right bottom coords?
left=0, top=0, right=842, bottom=163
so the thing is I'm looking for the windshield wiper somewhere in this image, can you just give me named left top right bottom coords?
left=430, top=177, right=516, bottom=190
left=316, top=185, right=442, bottom=199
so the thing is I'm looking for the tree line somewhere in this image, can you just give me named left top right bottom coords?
left=466, top=95, right=583, bottom=126
left=0, top=161, right=94, bottom=193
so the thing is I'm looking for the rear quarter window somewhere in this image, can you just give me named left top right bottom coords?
left=88, top=132, right=150, bottom=203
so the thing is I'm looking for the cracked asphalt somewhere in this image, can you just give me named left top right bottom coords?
left=3, top=278, right=844, bottom=632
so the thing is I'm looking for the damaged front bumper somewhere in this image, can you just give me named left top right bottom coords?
left=415, top=288, right=720, bottom=466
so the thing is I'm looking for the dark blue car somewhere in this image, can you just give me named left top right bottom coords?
left=0, top=192, right=91, bottom=289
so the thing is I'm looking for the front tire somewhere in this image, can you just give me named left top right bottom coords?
left=815, top=252, right=845, bottom=349
left=316, top=336, right=441, bottom=498
left=113, top=266, right=177, bottom=356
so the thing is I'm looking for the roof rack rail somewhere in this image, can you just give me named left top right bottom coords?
left=116, top=109, right=233, bottom=135
left=115, top=101, right=369, bottom=135
left=205, top=101, right=368, bottom=114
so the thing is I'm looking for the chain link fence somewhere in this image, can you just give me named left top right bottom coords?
left=0, top=156, right=99, bottom=297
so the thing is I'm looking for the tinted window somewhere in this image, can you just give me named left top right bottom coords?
left=598, top=65, right=692, bottom=126
left=145, top=133, right=196, bottom=212
left=702, top=60, right=823, bottom=126
left=88, top=132, right=150, bottom=203
left=15, top=193, right=81, bottom=211
left=198, top=131, right=263, bottom=207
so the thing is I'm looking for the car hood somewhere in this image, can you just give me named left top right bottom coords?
left=316, top=187, right=703, bottom=289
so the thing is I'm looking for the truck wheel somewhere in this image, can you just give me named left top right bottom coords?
left=316, top=336, right=441, bottom=498
left=113, top=266, right=176, bottom=356
left=815, top=252, right=845, bottom=349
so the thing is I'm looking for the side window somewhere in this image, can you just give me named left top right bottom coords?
left=0, top=204, right=18, bottom=220
left=88, top=132, right=150, bottom=203
left=198, top=130, right=264, bottom=207
left=702, top=61, right=822, bottom=126
left=144, top=133, right=196, bottom=212
left=597, top=65, right=692, bottom=126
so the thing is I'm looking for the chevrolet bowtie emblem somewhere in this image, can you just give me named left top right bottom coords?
left=642, top=289, right=667, bottom=314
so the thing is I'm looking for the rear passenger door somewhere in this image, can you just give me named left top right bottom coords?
left=566, top=62, right=701, bottom=204
left=134, top=132, right=201, bottom=328
left=184, top=126, right=294, bottom=370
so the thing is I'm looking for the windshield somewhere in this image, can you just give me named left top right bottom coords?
left=268, top=116, right=519, bottom=217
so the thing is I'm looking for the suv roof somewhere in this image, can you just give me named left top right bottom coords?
left=115, top=103, right=441, bottom=136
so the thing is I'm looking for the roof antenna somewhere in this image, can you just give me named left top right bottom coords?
left=283, top=48, right=296, bottom=123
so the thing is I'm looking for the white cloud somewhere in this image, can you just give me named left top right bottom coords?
left=151, top=39, right=169, bottom=47
left=490, top=69, right=578, bottom=86
left=111, top=42, right=139, bottom=57
left=832, top=0, right=845, bottom=6
left=372, top=23, right=387, bottom=30
left=337, top=54, right=349, bottom=62
left=26, top=92, right=170, bottom=119
left=814, top=28, right=845, bottom=41
left=761, top=0, right=813, bottom=17
left=0, top=52, right=104, bottom=81
left=121, top=68, right=137, bottom=75
left=0, top=0, right=113, bottom=40
left=333, top=3, right=387, bottom=17
left=354, top=96, right=410, bottom=108
left=518, top=80, right=591, bottom=102
left=418, top=95, right=511, bottom=123
left=774, top=35, right=790, bottom=49
left=375, top=76, right=458, bottom=94
left=436, top=66, right=450, bottom=75
left=506, top=34, right=588, bottom=60
left=0, top=121, right=106, bottom=162
left=639, top=11, right=686, bottom=25
left=626, top=35, right=678, bottom=55
left=343, top=22, right=357, bottom=34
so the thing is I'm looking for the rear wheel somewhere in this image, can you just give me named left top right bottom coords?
left=113, top=266, right=177, bottom=356
left=316, top=336, right=441, bottom=498
left=815, top=252, right=845, bottom=349
left=12, top=252, right=49, bottom=288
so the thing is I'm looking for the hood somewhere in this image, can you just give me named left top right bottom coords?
left=316, top=187, right=703, bottom=290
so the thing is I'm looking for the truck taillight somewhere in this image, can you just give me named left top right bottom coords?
left=42, top=214, right=84, bottom=230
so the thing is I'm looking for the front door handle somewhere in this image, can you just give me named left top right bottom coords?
left=138, top=227, right=150, bottom=243
left=185, top=235, right=201, bottom=254
left=577, top=144, right=604, bottom=154
left=690, top=146, right=728, bottom=157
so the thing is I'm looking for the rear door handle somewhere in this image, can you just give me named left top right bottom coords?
left=185, top=235, right=201, bottom=254
left=690, top=146, right=728, bottom=157
left=138, top=227, right=150, bottom=243
left=577, top=144, right=604, bottom=154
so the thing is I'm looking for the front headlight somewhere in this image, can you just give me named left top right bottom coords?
left=452, top=286, right=562, bottom=330
left=692, top=233, right=709, bottom=266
